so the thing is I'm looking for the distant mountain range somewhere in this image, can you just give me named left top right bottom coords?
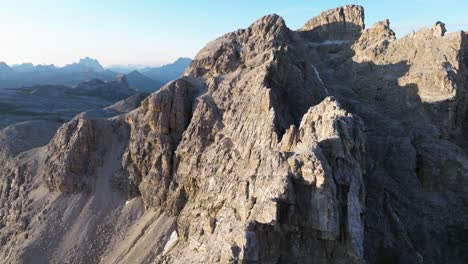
left=0, top=75, right=144, bottom=128
left=61, top=57, right=105, bottom=72
left=140, top=57, right=192, bottom=83
left=0, top=57, right=192, bottom=92
left=0, top=62, right=13, bottom=74
left=125, top=70, right=166, bottom=92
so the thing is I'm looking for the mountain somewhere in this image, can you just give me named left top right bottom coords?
left=0, top=59, right=116, bottom=89
left=0, top=75, right=141, bottom=128
left=107, top=65, right=148, bottom=74
left=109, top=58, right=192, bottom=92
left=62, top=57, right=105, bottom=72
left=0, top=62, right=13, bottom=74
left=11, top=63, right=59, bottom=73
left=1, top=5, right=468, bottom=264
left=125, top=70, right=165, bottom=92
left=34, top=64, right=57, bottom=72
left=10, top=58, right=104, bottom=74
left=0, top=57, right=187, bottom=90
left=70, top=75, right=136, bottom=100
left=11, top=63, right=35, bottom=72
left=141, top=57, right=192, bottom=83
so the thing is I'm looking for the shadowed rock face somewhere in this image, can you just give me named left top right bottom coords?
left=1, top=5, right=468, bottom=264
left=299, top=5, right=365, bottom=41
left=44, top=117, right=108, bottom=193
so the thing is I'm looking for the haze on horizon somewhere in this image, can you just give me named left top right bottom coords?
left=1, top=0, right=467, bottom=67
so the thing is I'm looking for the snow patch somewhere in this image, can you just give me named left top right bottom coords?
left=311, top=64, right=329, bottom=95
left=163, top=230, right=178, bottom=255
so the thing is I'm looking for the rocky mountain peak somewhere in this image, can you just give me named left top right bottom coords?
left=62, top=57, right=104, bottom=72
left=0, top=62, right=13, bottom=73
left=78, top=57, right=104, bottom=71
left=432, top=21, right=447, bottom=37
left=248, top=14, right=288, bottom=39
left=300, top=5, right=365, bottom=41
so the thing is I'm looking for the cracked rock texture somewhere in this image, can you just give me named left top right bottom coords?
left=1, top=5, right=468, bottom=264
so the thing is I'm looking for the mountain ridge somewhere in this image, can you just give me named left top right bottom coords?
left=0, top=5, right=467, bottom=264
left=0, top=57, right=191, bottom=91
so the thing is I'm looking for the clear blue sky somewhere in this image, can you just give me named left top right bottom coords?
left=0, top=0, right=466, bottom=67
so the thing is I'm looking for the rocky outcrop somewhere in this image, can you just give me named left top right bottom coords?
left=1, top=4, right=468, bottom=264
left=299, top=5, right=365, bottom=41
left=161, top=13, right=363, bottom=260
left=351, top=19, right=396, bottom=61
left=310, top=8, right=468, bottom=263
left=0, top=121, right=60, bottom=259
left=43, top=116, right=108, bottom=193
left=164, top=96, right=365, bottom=263
left=351, top=18, right=468, bottom=145
left=118, top=77, right=205, bottom=211
left=432, top=21, right=447, bottom=37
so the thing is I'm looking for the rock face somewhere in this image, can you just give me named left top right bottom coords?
left=432, top=21, right=447, bottom=37
left=1, top=5, right=468, bottom=264
left=156, top=14, right=364, bottom=261
left=299, top=5, right=365, bottom=41
left=43, top=116, right=108, bottom=193
left=0, top=121, right=61, bottom=259
left=119, top=77, right=205, bottom=211
left=309, top=10, right=468, bottom=263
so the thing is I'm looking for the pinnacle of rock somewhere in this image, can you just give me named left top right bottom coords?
left=300, top=5, right=365, bottom=41
left=432, top=21, right=447, bottom=37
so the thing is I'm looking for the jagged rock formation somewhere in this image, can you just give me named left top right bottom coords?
left=1, top=5, right=468, bottom=264
left=44, top=116, right=108, bottom=193
left=0, top=59, right=118, bottom=89
left=299, top=5, right=365, bottom=41
left=305, top=11, right=468, bottom=263
left=62, top=57, right=105, bottom=72
left=0, top=98, right=147, bottom=263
